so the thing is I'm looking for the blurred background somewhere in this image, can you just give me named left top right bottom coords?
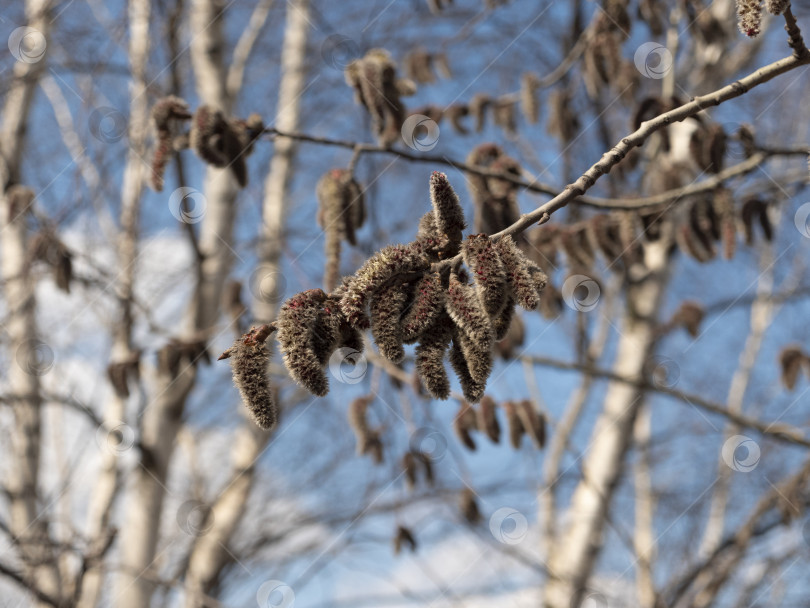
left=1, top=0, right=810, bottom=606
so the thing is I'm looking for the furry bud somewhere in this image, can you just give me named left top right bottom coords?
left=228, top=325, right=277, bottom=429
left=736, top=0, right=763, bottom=37
left=429, top=171, right=467, bottom=250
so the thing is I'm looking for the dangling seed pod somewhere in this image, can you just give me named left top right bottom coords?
left=401, top=272, right=445, bottom=343
left=404, top=47, right=435, bottom=83
left=520, top=72, right=541, bottom=124
left=150, top=96, right=192, bottom=191
left=414, top=312, right=454, bottom=399
left=459, top=488, right=482, bottom=524
left=339, top=243, right=430, bottom=329
left=369, top=281, right=411, bottom=363
left=469, top=93, right=491, bottom=132
left=227, top=324, right=277, bottom=429
left=462, top=234, right=508, bottom=316
left=690, top=123, right=727, bottom=174
left=493, top=97, right=517, bottom=135
left=277, top=289, right=332, bottom=396
left=393, top=525, right=418, bottom=555
left=453, top=401, right=478, bottom=451
left=502, top=401, right=524, bottom=448
left=741, top=198, right=772, bottom=245
left=779, top=346, right=807, bottom=391
left=547, top=88, right=579, bottom=144
left=476, top=395, right=501, bottom=443
left=712, top=188, right=736, bottom=260
left=670, top=301, right=705, bottom=338
left=517, top=400, right=546, bottom=449
left=348, top=395, right=374, bottom=454
left=446, top=104, right=470, bottom=134
left=317, top=169, right=367, bottom=291
left=402, top=452, right=418, bottom=490
left=362, top=430, right=385, bottom=464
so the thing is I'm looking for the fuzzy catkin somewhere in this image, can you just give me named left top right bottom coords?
left=494, top=236, right=542, bottom=310
left=229, top=326, right=277, bottom=429
left=401, top=272, right=445, bottom=343
left=414, top=313, right=454, bottom=399
left=448, top=337, right=487, bottom=403
left=462, top=234, right=508, bottom=316
left=429, top=172, right=467, bottom=251
left=277, top=289, right=331, bottom=396
left=370, top=281, right=410, bottom=363
left=520, top=72, right=541, bottom=124
left=779, top=346, right=807, bottom=391
left=340, top=243, right=430, bottom=329
left=150, top=96, right=191, bottom=191
left=445, top=273, right=494, bottom=385
left=736, top=0, right=763, bottom=37
left=491, top=295, right=516, bottom=342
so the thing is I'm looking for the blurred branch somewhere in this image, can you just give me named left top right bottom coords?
left=523, top=355, right=810, bottom=449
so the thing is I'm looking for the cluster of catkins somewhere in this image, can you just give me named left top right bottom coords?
left=29, top=228, right=73, bottom=293
left=344, top=49, right=416, bottom=146
left=779, top=346, right=810, bottom=391
left=453, top=396, right=546, bottom=450
left=403, top=47, right=451, bottom=83
left=148, top=96, right=264, bottom=190
left=583, top=0, right=639, bottom=101
left=735, top=0, right=790, bottom=37
left=223, top=172, right=547, bottom=422
left=316, top=169, right=366, bottom=291
left=465, top=144, right=523, bottom=238
left=412, top=73, right=540, bottom=138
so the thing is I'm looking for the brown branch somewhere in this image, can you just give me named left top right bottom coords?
left=522, top=355, right=810, bottom=449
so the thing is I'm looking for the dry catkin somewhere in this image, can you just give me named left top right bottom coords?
left=477, top=395, right=501, bottom=443
left=741, top=198, right=772, bottom=245
left=779, top=346, right=807, bottom=391
left=517, top=400, right=546, bottom=449
left=150, top=96, right=191, bottom=191
left=446, top=104, right=470, bottom=134
left=348, top=395, right=373, bottom=454
left=229, top=325, right=277, bottom=429
left=671, top=301, right=705, bottom=338
left=401, top=272, right=445, bottom=343
left=712, top=188, right=736, bottom=260
left=469, top=93, right=491, bottom=132
left=402, top=452, right=417, bottom=490
left=502, top=401, right=524, bottom=448
left=369, top=281, right=410, bottom=363
left=459, top=489, right=482, bottom=524
left=520, top=72, right=541, bottom=124
left=317, top=169, right=366, bottom=291
left=393, top=525, right=417, bottom=555
left=462, top=234, right=508, bottom=316
left=453, top=401, right=478, bottom=451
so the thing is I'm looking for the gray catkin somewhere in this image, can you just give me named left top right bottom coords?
left=229, top=327, right=277, bottom=429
